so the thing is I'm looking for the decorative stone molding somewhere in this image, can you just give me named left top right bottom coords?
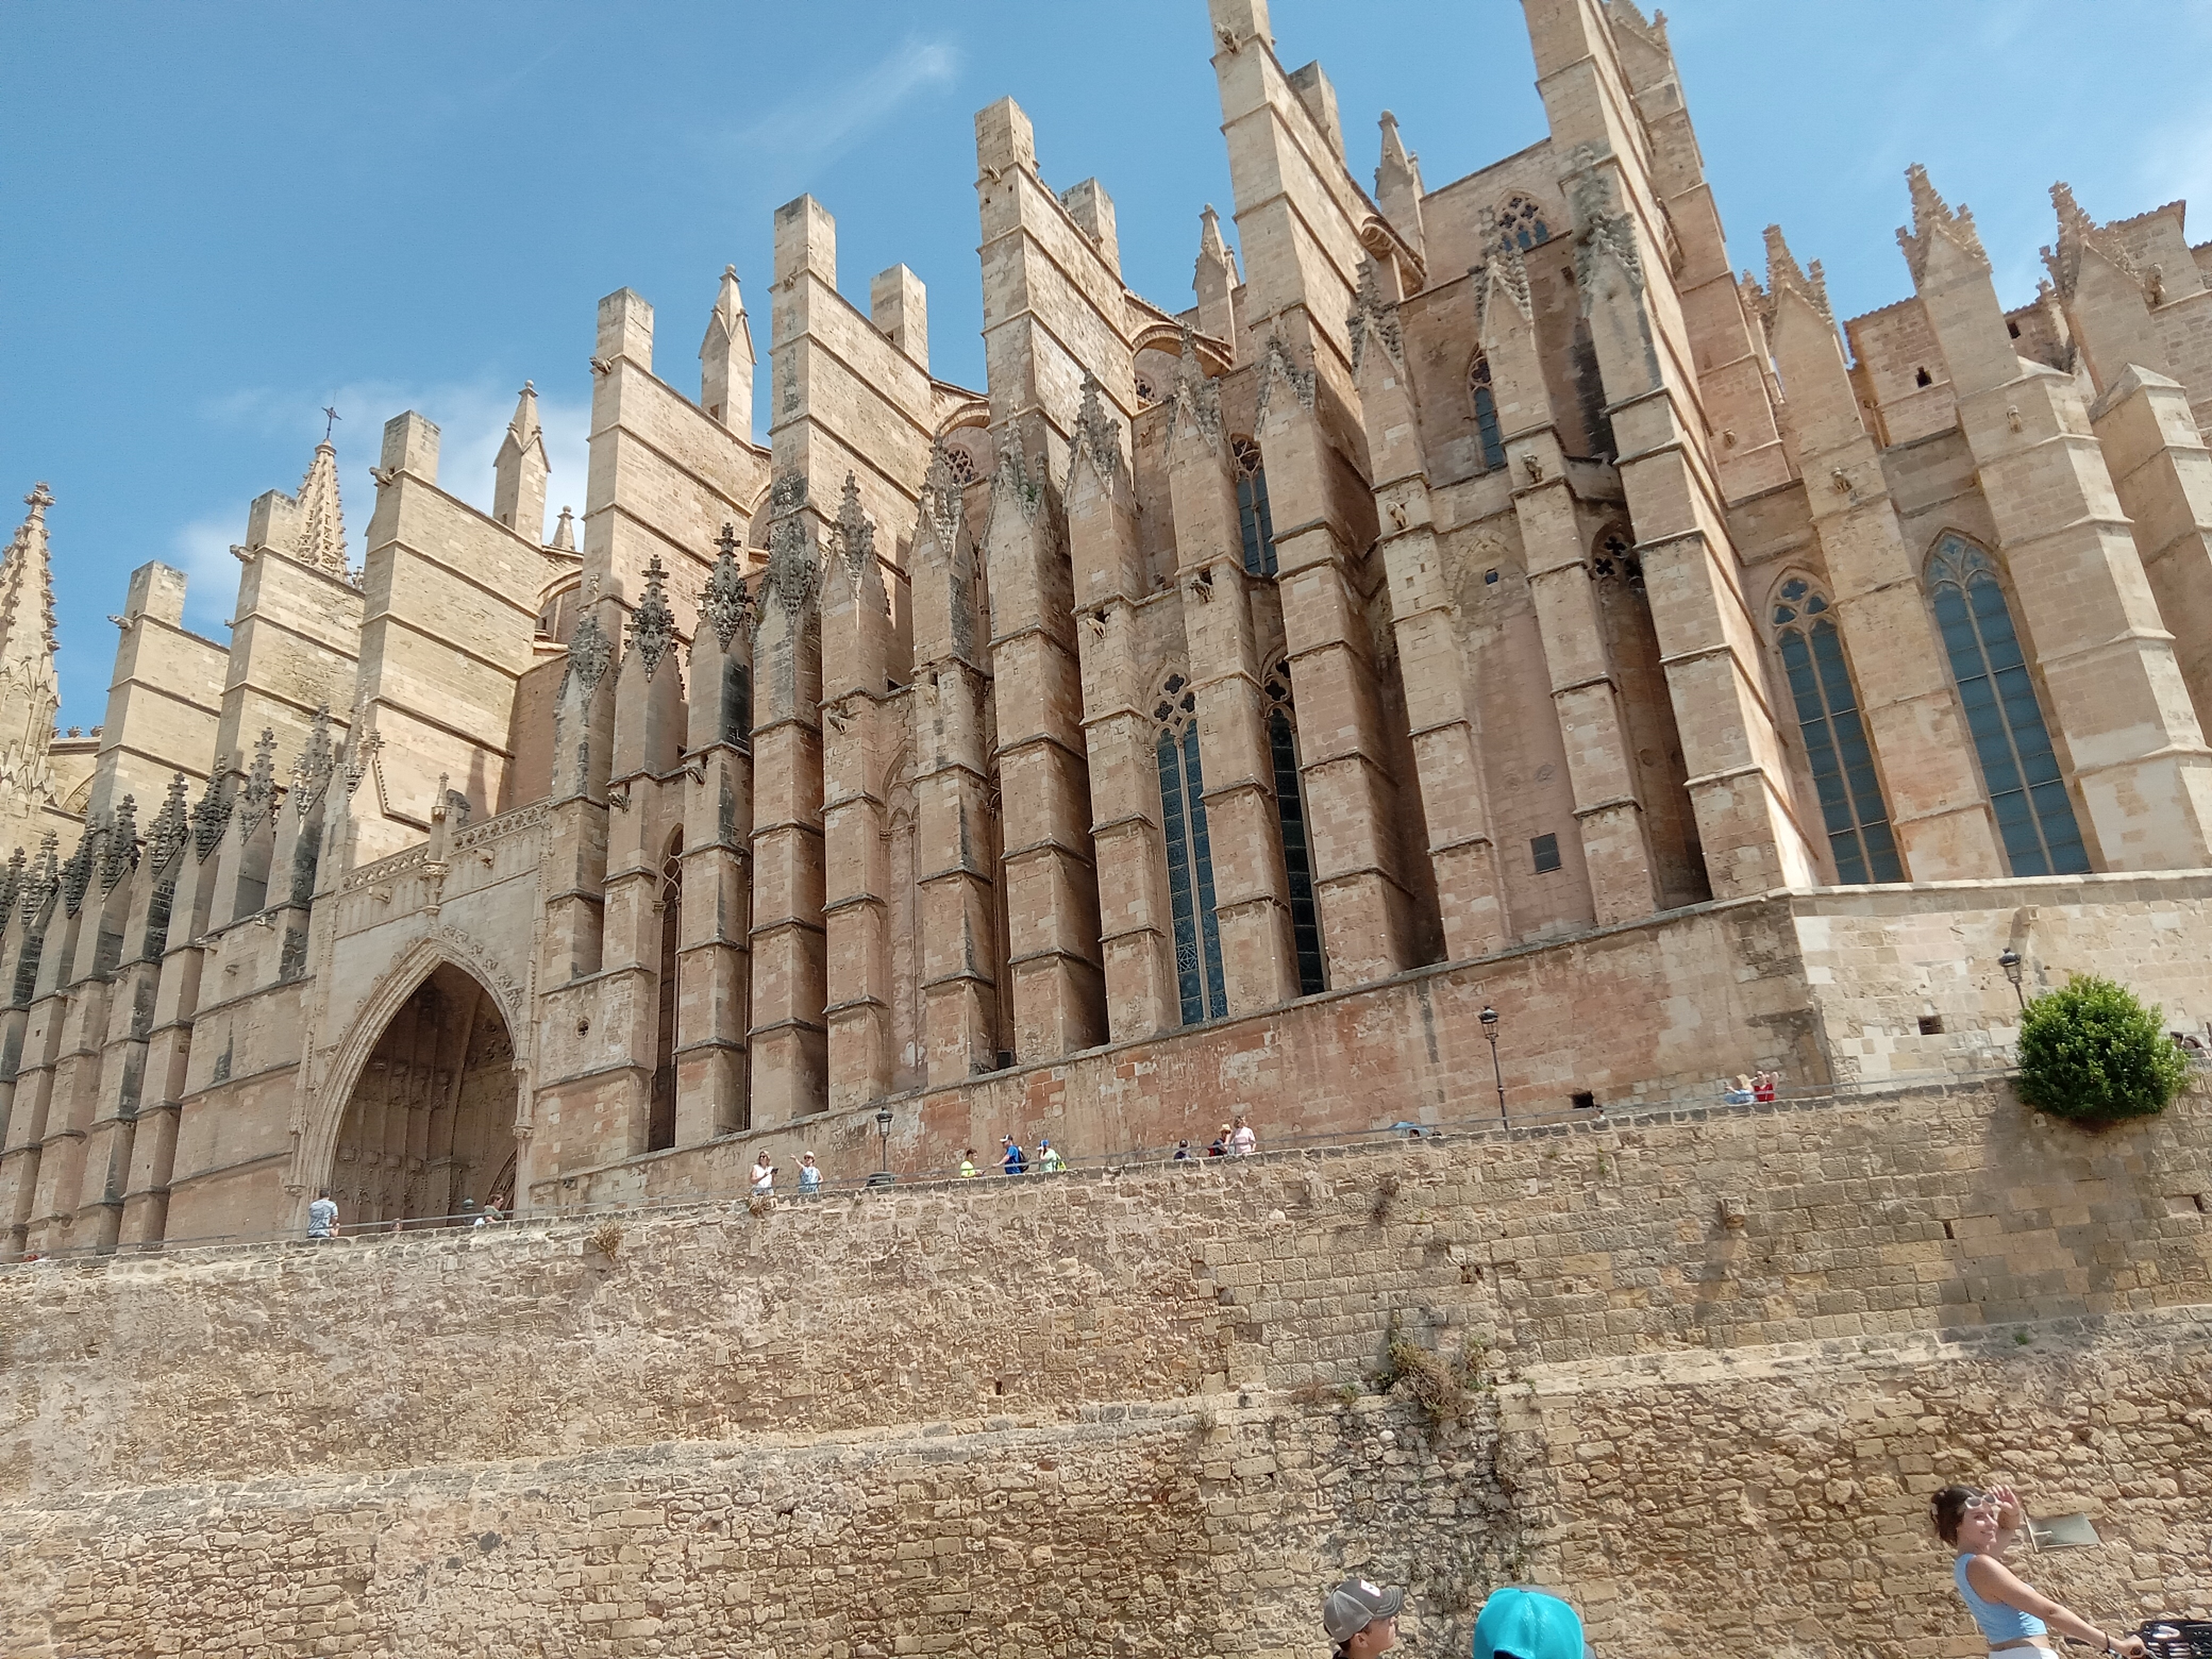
left=1897, top=162, right=1989, bottom=283
left=628, top=556, right=676, bottom=681
left=699, top=524, right=751, bottom=652
left=1347, top=259, right=1405, bottom=374
left=1254, top=333, right=1316, bottom=424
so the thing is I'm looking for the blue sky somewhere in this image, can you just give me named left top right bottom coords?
left=6, top=1, right=2209, bottom=725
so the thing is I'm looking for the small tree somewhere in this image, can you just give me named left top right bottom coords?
left=2015, top=974, right=2191, bottom=1123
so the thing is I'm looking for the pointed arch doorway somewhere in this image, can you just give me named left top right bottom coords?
left=330, top=962, right=520, bottom=1225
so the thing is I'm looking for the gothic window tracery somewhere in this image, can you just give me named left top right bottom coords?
left=1231, top=438, right=1278, bottom=577
left=1154, top=674, right=1226, bottom=1024
left=1771, top=576, right=1903, bottom=884
left=1497, top=193, right=1552, bottom=252
left=1469, top=358, right=1507, bottom=474
left=941, top=439, right=979, bottom=486
left=1590, top=523, right=1643, bottom=592
left=1925, top=534, right=2089, bottom=877
left=1263, top=661, right=1326, bottom=996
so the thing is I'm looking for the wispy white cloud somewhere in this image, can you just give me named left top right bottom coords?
left=174, top=376, right=591, bottom=635
left=706, top=37, right=958, bottom=183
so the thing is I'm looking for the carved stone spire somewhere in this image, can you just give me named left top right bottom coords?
left=0, top=484, right=61, bottom=824
left=60, top=815, right=101, bottom=916
left=190, top=759, right=233, bottom=861
left=292, top=438, right=348, bottom=576
left=492, top=382, right=550, bottom=543
left=1347, top=259, right=1405, bottom=373
left=291, top=704, right=335, bottom=816
left=1762, top=224, right=1832, bottom=325
left=699, top=522, right=752, bottom=652
left=1071, top=372, right=1123, bottom=484
left=1168, top=331, right=1224, bottom=450
left=1254, top=332, right=1316, bottom=425
left=700, top=264, right=756, bottom=433
left=549, top=504, right=576, bottom=553
left=146, top=773, right=190, bottom=873
left=565, top=581, right=614, bottom=698
left=239, top=728, right=279, bottom=834
left=758, top=473, right=819, bottom=625
left=628, top=555, right=677, bottom=680
left=2041, top=180, right=2139, bottom=302
left=1897, top=163, right=1988, bottom=284
left=99, top=793, right=137, bottom=893
left=0, top=844, right=24, bottom=932
left=1194, top=206, right=1242, bottom=355
left=26, top=830, right=58, bottom=920
left=834, top=474, right=875, bottom=584
left=1376, top=111, right=1425, bottom=257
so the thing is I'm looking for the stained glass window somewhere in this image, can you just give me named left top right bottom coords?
left=1232, top=438, right=1277, bottom=577
left=1772, top=576, right=1903, bottom=884
left=1155, top=676, right=1227, bottom=1023
left=1925, top=535, right=2089, bottom=877
left=1264, top=663, right=1325, bottom=996
left=1470, top=357, right=1506, bottom=473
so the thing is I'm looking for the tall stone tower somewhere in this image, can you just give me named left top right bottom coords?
left=0, top=484, right=64, bottom=849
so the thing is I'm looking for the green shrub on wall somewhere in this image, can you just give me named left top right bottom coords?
left=2015, top=974, right=2191, bottom=1123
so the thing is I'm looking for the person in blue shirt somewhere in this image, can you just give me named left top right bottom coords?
left=1932, top=1483, right=2144, bottom=1656
left=1000, top=1136, right=1026, bottom=1176
left=798, top=1151, right=822, bottom=1197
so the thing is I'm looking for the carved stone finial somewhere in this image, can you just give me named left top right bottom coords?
left=834, top=474, right=875, bottom=581
left=191, top=759, right=234, bottom=860
left=1254, top=333, right=1317, bottom=423
left=990, top=445, right=1044, bottom=524
left=1762, top=224, right=1832, bottom=326
left=147, top=773, right=190, bottom=873
left=1071, top=372, right=1124, bottom=483
left=629, top=555, right=676, bottom=681
left=60, top=816, right=101, bottom=917
left=1897, top=163, right=1989, bottom=284
left=1168, top=330, right=1223, bottom=449
left=565, top=579, right=614, bottom=697
left=98, top=794, right=138, bottom=893
left=239, top=727, right=280, bottom=837
left=758, top=472, right=819, bottom=627
left=1348, top=258, right=1406, bottom=373
left=2040, top=180, right=2141, bottom=304
left=0, top=844, right=24, bottom=933
left=23, top=483, right=53, bottom=518
left=290, top=703, right=335, bottom=817
left=1569, top=163, right=1645, bottom=296
left=699, top=523, right=752, bottom=653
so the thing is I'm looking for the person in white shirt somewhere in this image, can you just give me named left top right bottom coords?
left=306, top=1189, right=338, bottom=1239
left=1229, top=1115, right=1257, bottom=1156
left=750, top=1155, right=775, bottom=1195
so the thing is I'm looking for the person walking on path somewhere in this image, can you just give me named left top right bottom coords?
left=1001, top=1136, right=1027, bottom=1176
left=960, top=1148, right=978, bottom=1178
left=1932, top=1483, right=2146, bottom=1657
left=1322, top=1576, right=1402, bottom=1659
left=306, top=1189, right=338, bottom=1241
left=1037, top=1137, right=1066, bottom=1173
left=1228, top=1115, right=1256, bottom=1156
left=750, top=1154, right=775, bottom=1196
left=798, top=1151, right=822, bottom=1197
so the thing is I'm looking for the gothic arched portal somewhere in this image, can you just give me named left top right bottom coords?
left=329, top=962, right=520, bottom=1226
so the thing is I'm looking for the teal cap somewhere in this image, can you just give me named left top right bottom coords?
left=1472, top=1587, right=1586, bottom=1659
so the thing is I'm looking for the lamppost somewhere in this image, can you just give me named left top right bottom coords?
left=1998, top=948, right=2025, bottom=1011
left=1480, top=1004, right=1505, bottom=1121
left=870, top=1105, right=895, bottom=1188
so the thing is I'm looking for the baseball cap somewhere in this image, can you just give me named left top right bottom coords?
left=1322, top=1577, right=1405, bottom=1641
left=1472, top=1587, right=1586, bottom=1659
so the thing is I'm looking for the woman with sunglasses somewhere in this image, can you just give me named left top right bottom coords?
left=1931, top=1483, right=2145, bottom=1656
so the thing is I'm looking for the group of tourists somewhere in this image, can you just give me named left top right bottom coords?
left=1332, top=1484, right=2172, bottom=1656
left=1721, top=1069, right=1780, bottom=1104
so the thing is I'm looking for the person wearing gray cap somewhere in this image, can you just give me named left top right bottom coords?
left=1322, top=1575, right=1403, bottom=1659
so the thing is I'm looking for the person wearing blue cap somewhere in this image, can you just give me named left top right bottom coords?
left=1473, top=1587, right=1588, bottom=1659
left=1321, top=1576, right=1403, bottom=1659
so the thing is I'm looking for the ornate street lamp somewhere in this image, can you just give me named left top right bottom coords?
left=870, top=1104, right=895, bottom=1187
left=1998, top=948, right=2025, bottom=1011
left=1480, top=1004, right=1505, bottom=1121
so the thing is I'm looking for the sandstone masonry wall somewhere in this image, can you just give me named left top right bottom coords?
left=5, top=1079, right=2212, bottom=1656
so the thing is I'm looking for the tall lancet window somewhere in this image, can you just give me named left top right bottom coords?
left=649, top=830, right=683, bottom=1151
left=1771, top=576, right=1903, bottom=884
left=1264, top=660, right=1326, bottom=995
left=1231, top=438, right=1278, bottom=577
left=1155, top=675, right=1227, bottom=1024
left=1926, top=534, right=2090, bottom=876
left=1469, top=357, right=1507, bottom=474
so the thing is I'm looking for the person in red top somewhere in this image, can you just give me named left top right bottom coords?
left=1753, top=1070, right=1778, bottom=1103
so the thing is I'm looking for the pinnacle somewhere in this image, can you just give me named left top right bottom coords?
left=1198, top=205, right=1235, bottom=270
left=292, top=437, right=348, bottom=576
left=1379, top=110, right=1412, bottom=172
left=549, top=505, right=576, bottom=553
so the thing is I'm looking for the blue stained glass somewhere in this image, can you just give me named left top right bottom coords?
left=1778, top=615, right=1904, bottom=883
left=1472, top=379, right=1507, bottom=473
left=1157, top=733, right=1204, bottom=1025
left=1184, top=724, right=1227, bottom=1019
left=1236, top=462, right=1278, bottom=577
left=1270, top=709, right=1326, bottom=995
left=1927, top=535, right=2090, bottom=876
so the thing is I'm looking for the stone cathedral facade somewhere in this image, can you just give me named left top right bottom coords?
left=7, top=0, right=2212, bottom=1254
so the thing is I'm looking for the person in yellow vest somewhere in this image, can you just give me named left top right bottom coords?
left=959, top=1148, right=978, bottom=1178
